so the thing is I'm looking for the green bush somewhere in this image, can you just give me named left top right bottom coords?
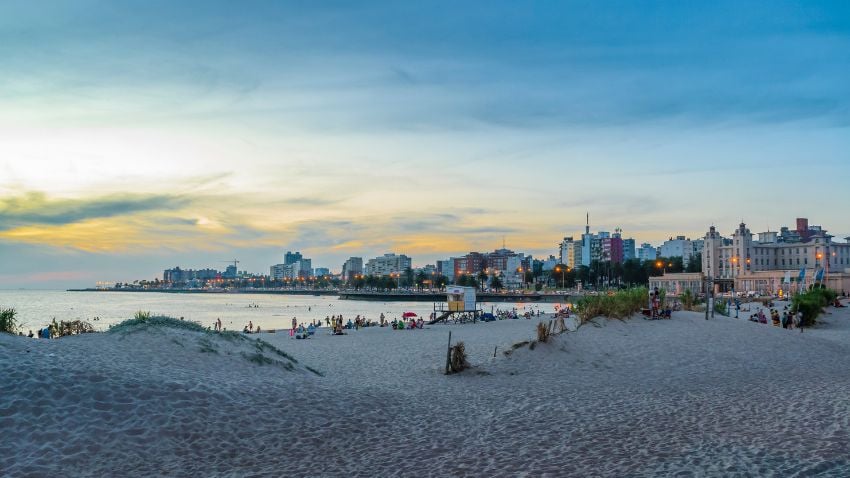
left=713, top=300, right=728, bottom=316
left=791, top=287, right=837, bottom=326
left=680, top=289, right=695, bottom=311
left=0, top=308, right=18, bottom=334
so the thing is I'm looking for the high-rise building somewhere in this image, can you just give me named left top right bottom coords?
left=364, top=253, right=412, bottom=276
left=623, top=238, right=636, bottom=261
left=284, top=251, right=303, bottom=265
left=637, top=243, right=658, bottom=262
left=341, top=257, right=363, bottom=281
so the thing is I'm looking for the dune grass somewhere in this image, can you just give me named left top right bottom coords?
left=575, top=288, right=648, bottom=322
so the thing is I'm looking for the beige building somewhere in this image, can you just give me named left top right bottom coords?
left=653, top=219, right=850, bottom=296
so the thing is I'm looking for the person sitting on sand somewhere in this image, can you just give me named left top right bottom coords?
left=243, top=325, right=250, bottom=334
left=417, top=318, right=424, bottom=329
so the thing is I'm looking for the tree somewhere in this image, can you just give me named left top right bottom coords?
left=415, top=271, right=427, bottom=290
left=402, top=267, right=414, bottom=288
left=490, top=274, right=504, bottom=291
left=434, top=275, right=448, bottom=289
left=686, top=253, right=703, bottom=273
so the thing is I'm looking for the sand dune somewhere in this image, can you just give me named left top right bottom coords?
left=3, top=306, right=850, bottom=477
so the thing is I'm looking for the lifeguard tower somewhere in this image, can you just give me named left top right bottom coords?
left=429, top=286, right=481, bottom=324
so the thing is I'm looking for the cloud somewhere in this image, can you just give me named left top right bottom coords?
left=0, top=192, right=190, bottom=230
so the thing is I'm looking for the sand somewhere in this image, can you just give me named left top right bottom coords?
left=3, top=303, right=850, bottom=477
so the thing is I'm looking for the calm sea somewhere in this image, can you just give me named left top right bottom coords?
left=0, top=290, right=553, bottom=332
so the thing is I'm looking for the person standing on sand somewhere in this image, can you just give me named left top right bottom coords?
left=292, top=317, right=297, bottom=330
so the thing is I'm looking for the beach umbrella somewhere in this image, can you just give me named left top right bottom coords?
left=402, top=312, right=417, bottom=318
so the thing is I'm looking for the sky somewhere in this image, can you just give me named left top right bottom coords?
left=1, top=0, right=849, bottom=288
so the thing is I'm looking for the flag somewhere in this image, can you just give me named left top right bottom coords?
left=783, top=271, right=791, bottom=284
left=815, top=268, right=825, bottom=282
left=798, top=268, right=806, bottom=282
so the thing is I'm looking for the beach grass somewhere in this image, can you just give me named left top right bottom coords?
left=575, top=287, right=647, bottom=322
left=0, top=308, right=18, bottom=334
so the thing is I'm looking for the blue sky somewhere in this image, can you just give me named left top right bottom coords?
left=1, top=1, right=849, bottom=287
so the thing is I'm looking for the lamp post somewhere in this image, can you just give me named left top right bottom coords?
left=816, top=252, right=823, bottom=287
left=731, top=256, right=739, bottom=318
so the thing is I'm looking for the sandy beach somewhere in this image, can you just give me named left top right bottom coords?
left=3, top=302, right=850, bottom=477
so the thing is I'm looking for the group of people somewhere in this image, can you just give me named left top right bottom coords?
left=648, top=287, right=672, bottom=319
left=242, top=320, right=261, bottom=334
left=389, top=318, right=424, bottom=330
left=749, top=306, right=801, bottom=330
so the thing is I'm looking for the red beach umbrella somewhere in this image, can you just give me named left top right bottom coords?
left=402, top=312, right=418, bottom=318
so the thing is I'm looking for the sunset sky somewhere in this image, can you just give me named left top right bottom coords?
left=2, top=1, right=849, bottom=287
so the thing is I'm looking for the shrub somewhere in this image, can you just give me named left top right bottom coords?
left=55, top=319, right=95, bottom=337
left=791, top=287, right=837, bottom=326
left=680, top=289, right=695, bottom=311
left=713, top=300, right=728, bottom=316
left=0, top=308, right=18, bottom=334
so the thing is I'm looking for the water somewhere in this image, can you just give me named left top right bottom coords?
left=0, top=290, right=554, bottom=332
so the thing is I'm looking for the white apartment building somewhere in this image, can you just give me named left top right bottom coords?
left=364, top=253, right=412, bottom=277
left=559, top=237, right=581, bottom=268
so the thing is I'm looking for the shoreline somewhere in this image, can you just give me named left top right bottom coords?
left=66, top=288, right=572, bottom=303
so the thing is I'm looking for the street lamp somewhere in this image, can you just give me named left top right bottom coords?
left=731, top=256, right=739, bottom=318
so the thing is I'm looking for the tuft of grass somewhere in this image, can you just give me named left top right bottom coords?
left=1, top=308, right=18, bottom=334
left=134, top=310, right=152, bottom=321
left=197, top=337, right=218, bottom=354
left=109, top=315, right=207, bottom=334
left=254, top=338, right=298, bottom=363
left=242, top=352, right=274, bottom=365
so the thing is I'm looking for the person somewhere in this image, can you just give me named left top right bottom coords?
left=256, top=325, right=261, bottom=333
left=243, top=325, right=250, bottom=334
left=417, top=318, right=424, bottom=329
left=27, top=330, right=34, bottom=338
left=249, top=321, right=253, bottom=332
left=781, top=311, right=789, bottom=329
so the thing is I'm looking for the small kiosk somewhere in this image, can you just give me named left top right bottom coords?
left=430, top=286, right=481, bottom=324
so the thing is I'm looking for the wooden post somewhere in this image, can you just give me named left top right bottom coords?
left=445, top=331, right=452, bottom=374
left=493, top=345, right=498, bottom=357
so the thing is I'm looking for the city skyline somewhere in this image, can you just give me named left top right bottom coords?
left=2, top=1, right=849, bottom=287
